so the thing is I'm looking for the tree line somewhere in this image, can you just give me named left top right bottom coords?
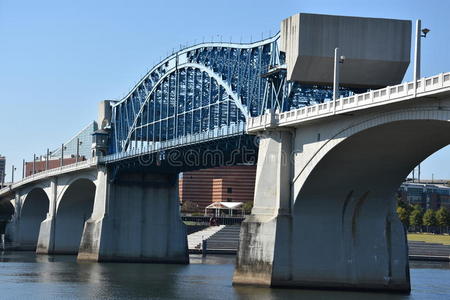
left=396, top=198, right=450, bottom=228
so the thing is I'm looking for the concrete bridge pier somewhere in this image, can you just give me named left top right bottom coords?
left=36, top=179, right=57, bottom=254
left=233, top=130, right=294, bottom=286
left=233, top=128, right=412, bottom=292
left=78, top=167, right=188, bottom=263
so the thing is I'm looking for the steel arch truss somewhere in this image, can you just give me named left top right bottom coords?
left=117, top=63, right=248, bottom=152
left=111, top=36, right=282, bottom=154
left=110, top=34, right=367, bottom=155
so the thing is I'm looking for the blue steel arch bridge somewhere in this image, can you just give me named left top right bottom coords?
left=104, top=33, right=365, bottom=170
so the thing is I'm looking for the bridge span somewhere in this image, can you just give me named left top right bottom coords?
left=234, top=71, right=450, bottom=292
left=0, top=12, right=449, bottom=293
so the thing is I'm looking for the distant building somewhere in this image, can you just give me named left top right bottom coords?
left=0, top=156, right=5, bottom=185
left=179, top=165, right=257, bottom=213
left=399, top=182, right=450, bottom=210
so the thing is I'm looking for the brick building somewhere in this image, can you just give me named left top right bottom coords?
left=179, top=165, right=257, bottom=213
left=398, top=182, right=450, bottom=210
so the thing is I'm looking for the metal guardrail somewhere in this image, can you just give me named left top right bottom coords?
left=248, top=72, right=450, bottom=131
left=102, top=122, right=246, bottom=164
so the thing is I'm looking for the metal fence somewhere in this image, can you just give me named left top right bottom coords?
left=182, top=215, right=245, bottom=226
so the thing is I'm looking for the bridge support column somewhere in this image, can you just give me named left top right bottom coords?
left=234, top=130, right=293, bottom=286
left=36, top=179, right=57, bottom=254
left=78, top=167, right=188, bottom=263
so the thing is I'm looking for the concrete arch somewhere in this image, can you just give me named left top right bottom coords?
left=291, top=114, right=450, bottom=290
left=293, top=106, right=450, bottom=197
left=19, top=188, right=50, bottom=249
left=54, top=178, right=96, bottom=254
left=55, top=173, right=97, bottom=212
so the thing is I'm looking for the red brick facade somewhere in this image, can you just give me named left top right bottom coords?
left=179, top=165, right=256, bottom=212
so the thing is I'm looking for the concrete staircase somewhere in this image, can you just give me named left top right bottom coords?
left=203, top=225, right=241, bottom=252
left=187, top=224, right=241, bottom=254
left=187, top=225, right=225, bottom=250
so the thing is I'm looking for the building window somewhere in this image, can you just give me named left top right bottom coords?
left=227, top=187, right=232, bottom=194
left=227, top=198, right=232, bottom=202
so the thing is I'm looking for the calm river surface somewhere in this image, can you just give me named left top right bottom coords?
left=0, top=252, right=449, bottom=299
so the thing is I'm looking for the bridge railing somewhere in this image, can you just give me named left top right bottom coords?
left=0, top=158, right=97, bottom=196
left=248, top=72, right=450, bottom=131
left=102, top=122, right=246, bottom=163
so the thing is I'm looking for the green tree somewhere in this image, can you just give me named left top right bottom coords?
left=422, top=209, right=437, bottom=227
left=409, top=208, right=423, bottom=227
left=243, top=202, right=253, bottom=214
left=436, top=207, right=450, bottom=227
left=396, top=207, right=410, bottom=227
left=397, top=197, right=412, bottom=213
left=413, top=204, right=423, bottom=212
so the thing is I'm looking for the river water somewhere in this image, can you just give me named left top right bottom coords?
left=0, top=252, right=449, bottom=299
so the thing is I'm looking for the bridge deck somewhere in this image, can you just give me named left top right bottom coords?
left=248, top=72, right=450, bottom=132
left=0, top=159, right=97, bottom=198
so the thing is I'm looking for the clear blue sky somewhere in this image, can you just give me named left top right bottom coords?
left=1, top=0, right=450, bottom=181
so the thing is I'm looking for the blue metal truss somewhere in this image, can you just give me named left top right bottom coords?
left=107, top=34, right=366, bottom=161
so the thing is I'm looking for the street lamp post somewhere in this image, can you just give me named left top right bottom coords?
left=413, top=20, right=431, bottom=86
left=11, top=165, right=16, bottom=183
left=76, top=138, right=81, bottom=163
left=60, top=144, right=65, bottom=167
left=32, top=154, right=36, bottom=175
left=413, top=19, right=430, bottom=182
left=46, top=148, right=50, bottom=171
left=333, top=47, right=345, bottom=114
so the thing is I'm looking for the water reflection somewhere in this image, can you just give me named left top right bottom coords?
left=0, top=252, right=448, bottom=299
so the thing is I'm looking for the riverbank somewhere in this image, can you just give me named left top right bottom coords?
left=188, top=225, right=450, bottom=261
left=0, top=252, right=449, bottom=299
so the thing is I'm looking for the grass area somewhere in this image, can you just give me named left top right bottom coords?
left=407, top=233, right=450, bottom=245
